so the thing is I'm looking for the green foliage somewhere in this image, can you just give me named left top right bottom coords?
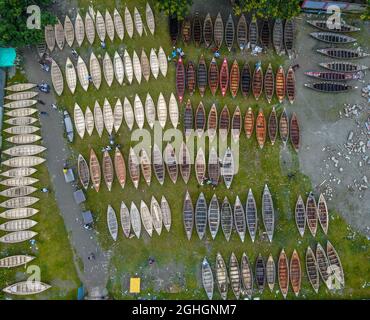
left=155, top=0, right=193, bottom=20
left=0, top=0, right=56, bottom=47
left=360, top=0, right=370, bottom=20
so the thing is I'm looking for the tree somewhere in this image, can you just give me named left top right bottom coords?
left=156, top=0, right=193, bottom=20
left=360, top=0, right=370, bottom=20
left=0, top=0, right=56, bottom=47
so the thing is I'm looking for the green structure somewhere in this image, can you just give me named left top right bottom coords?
left=0, top=47, right=16, bottom=67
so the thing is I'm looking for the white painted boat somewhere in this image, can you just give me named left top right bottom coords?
left=74, top=103, right=85, bottom=139
left=0, top=219, right=37, bottom=232
left=5, top=117, right=37, bottom=126
left=54, top=18, right=65, bottom=50
left=124, top=50, right=133, bottom=84
left=85, top=106, right=94, bottom=136
left=85, top=12, right=95, bottom=45
left=124, top=7, right=134, bottom=38
left=168, top=93, right=179, bottom=128
left=1, top=167, right=37, bottom=178
left=105, top=9, right=115, bottom=42
left=144, top=93, right=155, bottom=129
left=5, top=83, right=36, bottom=92
left=0, top=186, right=37, bottom=198
left=103, top=52, right=114, bottom=87
left=6, top=134, right=41, bottom=144
left=2, top=280, right=50, bottom=295
left=158, top=47, right=168, bottom=77
left=130, top=202, right=141, bottom=238
left=77, top=56, right=89, bottom=91
left=140, top=200, right=153, bottom=237
left=5, top=92, right=38, bottom=101
left=107, top=205, right=118, bottom=241
left=151, top=196, right=163, bottom=235
left=95, top=10, right=106, bottom=42
left=222, top=148, right=234, bottom=189
left=161, top=196, right=171, bottom=232
left=2, top=156, right=45, bottom=168
left=0, top=197, right=39, bottom=209
left=157, top=92, right=167, bottom=128
left=89, top=51, right=102, bottom=90
left=65, top=57, right=77, bottom=94
left=50, top=59, right=63, bottom=96
left=103, top=98, right=114, bottom=135
left=6, top=108, right=37, bottom=117
left=4, top=99, right=37, bottom=109
left=113, top=98, right=123, bottom=132
left=113, top=8, right=124, bottom=40
left=44, top=24, right=55, bottom=52
left=146, top=2, right=155, bottom=35
left=133, top=7, right=143, bottom=36
left=141, top=49, right=150, bottom=81
left=0, top=231, right=37, bottom=244
left=120, top=201, right=130, bottom=238
left=64, top=15, right=75, bottom=47
left=132, top=50, right=142, bottom=84
left=0, top=208, right=39, bottom=220
left=113, top=51, right=124, bottom=85
left=3, top=145, right=46, bottom=157
left=134, top=94, right=144, bottom=129
left=123, top=97, right=134, bottom=131
left=0, top=255, right=35, bottom=268
left=0, top=177, right=38, bottom=187
left=150, top=48, right=159, bottom=79
left=94, top=101, right=104, bottom=138
left=4, top=126, right=39, bottom=135
left=75, top=13, right=85, bottom=46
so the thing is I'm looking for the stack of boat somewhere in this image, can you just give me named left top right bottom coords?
left=182, top=185, right=275, bottom=242
left=44, top=3, right=155, bottom=51
left=0, top=83, right=51, bottom=295
left=201, top=242, right=344, bottom=299
left=105, top=196, right=172, bottom=241
left=305, top=19, right=368, bottom=93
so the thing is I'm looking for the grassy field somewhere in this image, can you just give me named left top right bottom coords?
left=52, top=0, right=369, bottom=299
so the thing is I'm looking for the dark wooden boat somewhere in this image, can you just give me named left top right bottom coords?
left=317, top=48, right=369, bottom=59
left=208, top=194, right=220, bottom=240
left=169, top=14, right=179, bottom=45
left=327, top=241, right=345, bottom=287
left=276, top=66, right=286, bottom=103
left=241, top=253, right=253, bottom=299
left=264, top=63, right=274, bottom=103
left=305, top=82, right=353, bottom=93
left=219, top=58, right=229, bottom=97
left=229, top=60, right=240, bottom=98
left=152, top=144, right=165, bottom=185
left=186, top=60, right=196, bottom=96
left=284, top=19, right=294, bottom=57
left=266, top=254, right=276, bottom=292
left=195, top=148, right=206, bottom=185
left=184, top=99, right=193, bottom=140
left=128, top=147, right=140, bottom=189
left=229, top=252, right=241, bottom=300
left=181, top=17, right=191, bottom=44
left=237, top=14, right=248, bottom=50
left=219, top=105, right=230, bottom=141
left=260, top=20, right=270, bottom=49
left=221, top=197, right=232, bottom=241
left=102, top=150, right=114, bottom=191
left=202, top=257, right=214, bottom=300
left=234, top=196, right=246, bottom=242
left=316, top=243, right=332, bottom=289
left=268, top=106, right=278, bottom=145
left=249, top=16, right=258, bottom=49
left=176, top=57, right=185, bottom=103
left=240, top=63, right=251, bottom=97
left=256, top=109, right=266, bottom=148
left=164, top=143, right=178, bottom=184
left=192, top=12, right=202, bottom=46
left=290, top=249, right=301, bottom=296
left=179, top=142, right=191, bottom=184
left=307, top=20, right=360, bottom=33
left=225, top=14, right=235, bottom=51
left=114, top=147, right=126, bottom=189
left=278, top=249, right=289, bottom=299
left=306, top=192, right=318, bottom=237
left=183, top=190, right=194, bottom=240
left=203, top=13, right=213, bottom=48
left=231, top=106, right=241, bottom=142
left=262, top=184, right=274, bottom=242
left=78, top=154, right=89, bottom=190
left=318, top=194, right=329, bottom=235
left=208, top=58, right=219, bottom=96
left=273, top=19, right=284, bottom=55
left=310, top=32, right=356, bottom=44
left=319, top=61, right=368, bottom=73
left=255, top=254, right=265, bottom=293
left=290, top=112, right=300, bottom=152
left=89, top=148, right=101, bottom=192
left=252, top=65, right=263, bottom=100
left=246, top=188, right=257, bottom=242
left=295, top=195, right=306, bottom=237
left=222, top=148, right=234, bottom=189
left=286, top=66, right=295, bottom=104
left=215, top=253, right=228, bottom=300
left=279, top=108, right=289, bottom=145
left=208, top=147, right=220, bottom=185
left=195, top=102, right=206, bottom=137
left=214, top=13, right=224, bottom=48
left=306, top=246, right=320, bottom=293
left=304, top=71, right=357, bottom=81
left=195, top=192, right=207, bottom=240
left=197, top=55, right=207, bottom=97
left=207, top=104, right=218, bottom=142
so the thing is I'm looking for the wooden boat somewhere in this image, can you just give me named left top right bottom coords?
left=169, top=14, right=179, bottom=45
left=124, top=50, right=133, bottom=84
left=125, top=7, right=134, bottom=38
left=179, top=142, right=191, bottom=184
left=1, top=167, right=37, bottom=178
left=2, top=156, right=45, bottom=168
left=152, top=144, right=165, bottom=185
left=231, top=107, right=241, bottom=142
left=44, top=24, right=55, bottom=52
left=320, top=61, right=367, bottom=73
left=5, top=117, right=37, bottom=126
left=158, top=47, right=168, bottom=77
left=176, top=56, right=185, bottom=102
left=0, top=255, right=35, bottom=268
left=2, top=281, right=50, bottom=295
left=6, top=108, right=37, bottom=118
left=169, top=93, right=179, bottom=128
left=132, top=50, right=142, bottom=84
left=107, top=205, right=118, bottom=241
left=103, top=52, right=114, bottom=87
left=310, top=32, right=355, bottom=44
left=222, top=148, right=234, bottom=189
left=264, top=64, right=274, bottom=103
left=78, top=154, right=90, bottom=190
left=164, top=143, right=178, bottom=184
left=77, top=56, right=89, bottom=91
left=262, top=184, right=274, bottom=242
left=237, top=14, right=248, bottom=50
left=219, top=58, right=229, bottom=97
left=195, top=148, right=206, bottom=185
left=208, top=147, right=220, bottom=185
left=85, top=12, right=95, bottom=45
left=219, top=105, right=230, bottom=141
left=74, top=13, right=85, bottom=46
left=286, top=66, right=295, bottom=103
left=182, top=18, right=191, bottom=44
left=89, top=52, right=102, bottom=90
left=215, top=253, right=228, bottom=300
left=140, top=148, right=151, bottom=186
left=273, top=19, right=284, bottom=55
left=306, top=192, right=318, bottom=237
left=274, top=66, right=286, bottom=103
left=94, top=101, right=104, bottom=137
left=241, top=63, right=251, bottom=97
left=241, top=253, right=253, bottom=298
left=183, top=190, right=194, bottom=240
left=186, top=61, right=196, bottom=96
left=50, top=59, right=63, bottom=96
left=4, top=125, right=38, bottom=135
left=113, top=52, right=124, bottom=85
left=306, top=246, right=320, bottom=293
left=193, top=12, right=202, bottom=46
left=3, top=145, right=45, bottom=157
left=102, top=150, right=114, bottom=191
left=206, top=59, right=219, bottom=97
left=318, top=193, right=329, bottom=235
left=113, top=8, right=124, bottom=40
left=134, top=94, right=144, bottom=129
left=5, top=83, right=36, bottom=92
left=128, top=148, right=140, bottom=189
left=317, top=47, right=369, bottom=60
left=103, top=98, right=114, bottom=135
left=130, top=202, right=141, bottom=238
left=252, top=65, right=263, bottom=100
left=268, top=107, right=278, bottom=145
left=0, top=197, right=39, bottom=209
left=305, top=82, right=353, bottom=93
left=244, top=107, right=254, bottom=139
left=278, top=249, right=289, bottom=298
left=195, top=192, right=207, bottom=240
left=316, top=243, right=332, bottom=289
left=221, top=197, right=232, bottom=241
left=260, top=20, right=270, bottom=49
left=327, top=241, right=345, bottom=287
left=229, top=253, right=241, bottom=299
left=113, top=99, right=123, bottom=132
left=64, top=15, right=74, bottom=47
left=249, top=16, right=258, bottom=49
left=6, top=134, right=41, bottom=146
left=65, top=57, right=77, bottom=94
left=146, top=2, right=155, bottom=35
left=229, top=60, right=239, bottom=98
left=234, top=196, right=246, bottom=242
left=133, top=7, right=143, bottom=36
left=0, top=177, right=38, bottom=187
left=120, top=201, right=130, bottom=238
left=214, top=13, right=224, bottom=48
left=0, top=186, right=37, bottom=198
left=161, top=196, right=171, bottom=232
left=149, top=48, right=159, bottom=79
left=304, top=70, right=357, bottom=82
left=95, top=10, right=106, bottom=42
left=157, top=92, right=167, bottom=128
left=183, top=99, right=193, bottom=140
left=279, top=108, right=289, bottom=145
left=4, top=92, right=38, bottom=101
left=73, top=103, right=85, bottom=139
left=246, top=189, right=257, bottom=242
left=0, top=208, right=38, bottom=220
left=123, top=97, right=134, bottom=131
left=284, top=19, right=294, bottom=57
left=295, top=195, right=306, bottom=237
left=0, top=230, right=37, bottom=244
left=202, top=258, right=214, bottom=300
left=225, top=14, right=235, bottom=51
left=114, top=147, right=126, bottom=189
left=266, top=254, right=276, bottom=292
left=290, top=250, right=301, bottom=296
left=203, top=14, right=213, bottom=48
left=255, top=254, right=265, bottom=293
left=105, top=10, right=115, bottom=42
left=89, top=148, right=101, bottom=192
left=290, top=112, right=300, bottom=152
left=140, top=200, right=153, bottom=237
left=36, top=42, right=47, bottom=58
left=150, top=196, right=163, bottom=236
left=141, top=49, right=151, bottom=81
left=256, top=109, right=266, bottom=148
left=207, top=104, right=217, bottom=142
left=196, top=56, right=207, bottom=98
left=144, top=93, right=155, bottom=129
left=307, top=19, right=360, bottom=33
left=195, top=102, right=206, bottom=137
left=208, top=194, right=220, bottom=240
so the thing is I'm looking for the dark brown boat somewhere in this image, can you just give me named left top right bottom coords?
left=264, top=63, right=274, bottom=103
left=225, top=14, right=235, bottom=51
left=273, top=19, right=284, bottom=55
left=244, top=107, right=254, bottom=139
left=203, top=13, right=213, bottom=48
left=327, top=241, right=345, bottom=287
left=192, top=12, right=202, bottom=46
left=152, top=144, right=165, bottom=185
left=183, top=99, right=193, bottom=140
left=306, top=246, right=320, bottom=293
left=220, top=57, right=229, bottom=97
left=304, top=71, right=357, bottom=81
left=295, top=195, right=306, bottom=237
left=195, top=148, right=206, bottom=185
left=102, top=150, right=114, bottom=191
left=214, top=13, right=224, bottom=48
left=255, top=254, right=265, bottom=293
left=317, top=48, right=369, bottom=60
left=181, top=17, right=191, bottom=44
left=208, top=57, right=219, bottom=96
left=252, top=65, right=263, bottom=100
left=208, top=147, right=220, bottom=185
left=290, top=112, right=300, bottom=152
left=256, top=109, right=266, bottom=149
left=320, top=61, right=367, bottom=73
left=246, top=188, right=257, bottom=242
left=186, top=60, right=196, bottom=96
left=219, top=105, right=230, bottom=141
left=229, top=60, right=239, bottom=98
left=260, top=20, right=270, bottom=49
left=169, top=14, right=179, bottom=45
left=241, top=253, right=253, bottom=299
left=307, top=20, right=360, bottom=33
left=305, top=82, right=353, bottom=93
left=207, top=104, right=217, bottom=142
left=278, top=249, right=289, bottom=299
left=195, top=102, right=206, bottom=137
left=179, top=142, right=191, bottom=184
left=276, top=66, right=285, bottom=103
left=221, top=197, right=232, bottom=241
left=128, top=147, right=140, bottom=189
left=195, top=192, right=207, bottom=239
left=306, top=192, right=318, bottom=237
left=237, top=14, right=248, bottom=50
left=231, top=106, right=241, bottom=142
left=316, top=243, right=331, bottom=289
left=286, top=66, right=295, bottom=104
left=78, top=154, right=89, bottom=190
left=240, top=63, right=251, bottom=97
left=310, top=32, right=356, bottom=43
left=197, top=55, right=207, bottom=97
left=183, top=190, right=194, bottom=240
left=176, top=56, right=185, bottom=103
left=284, top=19, right=294, bottom=57
left=318, top=194, right=329, bottom=235
left=268, top=106, right=278, bottom=145
left=164, top=143, right=178, bottom=184
left=249, top=16, right=258, bottom=49
left=279, top=108, right=289, bottom=145
left=290, top=250, right=301, bottom=296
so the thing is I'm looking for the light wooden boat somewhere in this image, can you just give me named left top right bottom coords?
left=195, top=102, right=206, bottom=137
left=2, top=156, right=45, bottom=168
left=134, top=94, right=144, bottom=129
left=219, top=58, right=229, bottom=96
left=246, top=189, right=257, bottom=242
left=0, top=255, right=35, bottom=268
left=229, top=252, right=241, bottom=299
left=95, top=10, right=106, bottom=42
left=103, top=98, right=114, bottom=135
left=225, top=14, right=235, bottom=51
left=290, top=249, right=301, bottom=296
left=214, top=13, right=224, bottom=48
left=229, top=60, right=239, bottom=98
left=44, top=24, right=55, bottom=52
left=85, top=106, right=94, bottom=136
left=327, top=241, right=344, bottom=287
left=176, top=56, right=185, bottom=102
left=215, top=252, right=228, bottom=300
left=65, top=57, right=77, bottom=94
left=150, top=196, right=163, bottom=236
left=141, top=49, right=150, bottom=81
left=140, top=148, right=152, bottom=186
left=105, top=9, right=115, bottom=42
left=264, top=63, right=274, bottom=103
left=5, top=92, right=38, bottom=101
left=221, top=197, right=232, bottom=241
left=202, top=258, right=214, bottom=300
left=120, top=201, right=130, bottom=238
left=183, top=190, right=194, bottom=240
left=183, top=99, right=193, bottom=140
left=0, top=208, right=38, bottom=220
left=50, top=59, right=63, bottom=96
left=316, top=243, right=332, bottom=289
left=77, top=56, right=89, bottom=91
left=124, top=7, right=134, bottom=38
left=113, top=52, right=124, bottom=85
left=276, top=65, right=286, bottom=103
left=306, top=192, right=318, bottom=237
left=268, top=106, right=278, bottom=145
left=113, top=99, right=123, bottom=132
left=273, top=19, right=284, bottom=55
left=64, top=16, right=74, bottom=47
left=133, top=7, right=143, bottom=36
left=114, top=8, right=124, bottom=40
left=158, top=47, right=167, bottom=77
left=222, top=148, right=234, bottom=189
left=146, top=3, right=155, bottom=35
left=145, top=93, right=156, bottom=129
left=262, top=184, right=274, bottom=242
left=5, top=83, right=36, bottom=92
left=219, top=105, right=230, bottom=141
left=208, top=147, right=220, bottom=186
left=89, top=148, right=101, bottom=192
left=1, top=167, right=37, bottom=178
left=0, top=197, right=39, bottom=209
left=208, top=194, right=220, bottom=240
left=318, top=193, right=329, bottom=235
left=107, top=205, right=118, bottom=241
left=94, top=101, right=104, bottom=137
left=278, top=249, right=289, bottom=298
left=0, top=186, right=37, bottom=198
left=123, top=97, right=134, bottom=131
left=207, top=104, right=217, bottom=142
left=0, top=219, right=37, bottom=232
left=6, top=108, right=37, bottom=118
left=124, top=50, right=133, bottom=84
left=195, top=192, right=207, bottom=240
left=2, top=281, right=50, bottom=295
left=114, top=147, right=126, bottom=189
left=102, top=150, right=114, bottom=191
left=256, top=109, right=266, bottom=148
left=266, top=254, right=276, bottom=292
left=150, top=48, right=159, bottom=79
left=295, top=195, right=306, bottom=237
left=306, top=246, right=320, bottom=293
left=179, top=142, right=191, bottom=184
left=74, top=103, right=85, bottom=139
left=0, top=230, right=37, bottom=244
left=195, top=148, right=206, bottom=185
left=90, top=52, right=102, bottom=90
left=234, top=196, right=246, bottom=242
left=152, top=144, right=165, bottom=185
left=203, top=13, right=213, bottom=48
left=140, top=200, right=153, bottom=237
left=3, top=145, right=45, bottom=157
left=130, top=202, right=141, bottom=238
left=168, top=93, right=179, bottom=128
left=241, top=253, right=253, bottom=299
left=4, top=125, right=39, bottom=135
left=0, top=176, right=38, bottom=187
left=279, top=108, right=289, bottom=145
left=77, top=154, right=89, bottom=190
left=75, top=13, right=85, bottom=46
left=128, top=147, right=140, bottom=189
left=157, top=92, right=167, bottom=128
left=164, top=143, right=178, bottom=184
left=85, top=12, right=95, bottom=45
left=186, top=61, right=196, bottom=96
left=161, top=196, right=171, bottom=232
left=132, top=50, right=142, bottom=84
left=231, top=106, right=241, bottom=142
left=103, top=52, right=114, bottom=87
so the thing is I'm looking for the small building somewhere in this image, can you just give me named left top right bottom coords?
left=63, top=168, right=75, bottom=183
left=301, top=0, right=367, bottom=14
left=82, top=210, right=93, bottom=226
left=0, top=48, right=16, bottom=68
left=129, top=277, right=141, bottom=294
left=73, top=189, right=86, bottom=204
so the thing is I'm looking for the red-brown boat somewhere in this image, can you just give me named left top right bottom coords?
left=306, top=192, right=318, bottom=237
left=89, top=148, right=101, bottom=192
left=276, top=65, right=286, bottom=103
left=279, top=108, right=289, bottom=145
left=256, top=109, right=266, bottom=148
left=207, top=104, right=218, bottom=142
left=286, top=66, right=295, bottom=104
left=229, top=60, right=240, bottom=98
left=182, top=18, right=191, bottom=44
left=114, top=147, right=126, bottom=189
left=290, top=250, right=301, bottom=297
left=244, top=107, right=254, bottom=139
left=264, top=63, right=274, bottom=103
left=241, top=62, right=251, bottom=97
left=220, top=57, right=229, bottom=97
left=197, top=55, right=207, bottom=97
left=252, top=65, right=263, bottom=100
left=186, top=61, right=196, bottom=96
left=208, top=57, right=219, bottom=96
left=176, top=56, right=185, bottom=103
left=102, top=150, right=114, bottom=191
left=278, top=249, right=289, bottom=299
left=183, top=99, right=193, bottom=140
left=290, top=112, right=300, bottom=152
left=231, top=106, right=242, bottom=142
left=268, top=106, right=278, bottom=145
left=219, top=105, right=230, bottom=141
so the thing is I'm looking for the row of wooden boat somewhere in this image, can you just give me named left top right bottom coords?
left=176, top=57, right=296, bottom=103
left=106, top=196, right=171, bottom=241
left=44, top=4, right=155, bottom=51
left=2, top=280, right=51, bottom=296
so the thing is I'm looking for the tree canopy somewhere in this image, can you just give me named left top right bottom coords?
left=0, top=0, right=56, bottom=48
left=155, top=0, right=193, bottom=20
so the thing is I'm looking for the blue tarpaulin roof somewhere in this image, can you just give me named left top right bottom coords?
left=0, top=48, right=16, bottom=67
